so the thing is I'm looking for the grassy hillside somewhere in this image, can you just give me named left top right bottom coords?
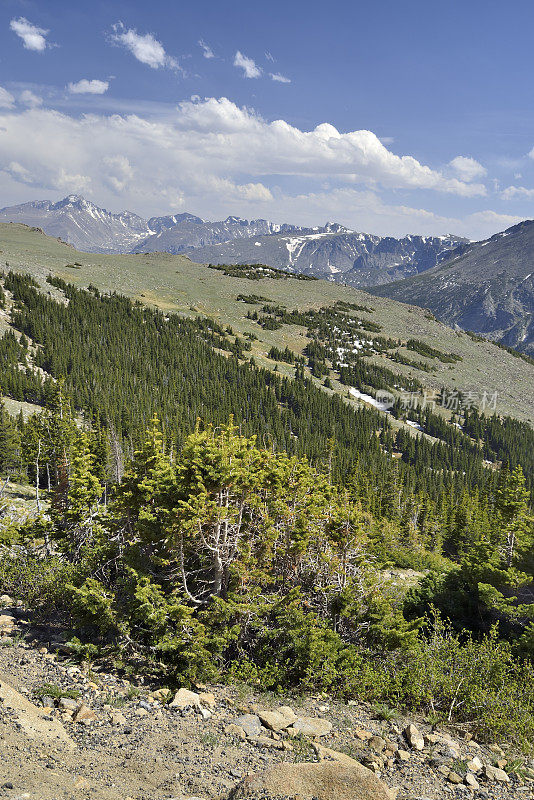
left=1, top=222, right=533, bottom=425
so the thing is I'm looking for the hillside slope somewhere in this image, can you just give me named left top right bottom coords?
left=1, top=222, right=532, bottom=424
left=372, top=220, right=534, bottom=356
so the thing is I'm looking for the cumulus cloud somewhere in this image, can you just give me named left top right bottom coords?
left=199, top=39, right=214, bottom=59
left=449, top=156, right=487, bottom=182
left=270, top=72, right=291, bottom=83
left=110, top=23, right=179, bottom=70
left=0, top=87, right=15, bottom=108
left=501, top=185, right=534, bottom=200
left=10, top=17, right=49, bottom=52
left=234, top=51, right=262, bottom=78
left=19, top=89, right=43, bottom=107
left=0, top=98, right=495, bottom=235
left=68, top=79, right=110, bottom=95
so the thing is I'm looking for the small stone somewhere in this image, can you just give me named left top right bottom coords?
left=354, top=728, right=373, bottom=741
left=73, top=703, right=97, bottom=723
left=404, top=723, right=425, bottom=750
left=368, top=736, right=386, bottom=754
left=258, top=708, right=297, bottom=732
left=248, top=734, right=285, bottom=750
left=198, top=691, right=216, bottom=709
left=199, top=706, right=211, bottom=720
left=234, top=714, right=262, bottom=738
left=466, top=756, right=483, bottom=773
left=288, top=717, right=333, bottom=738
left=397, top=749, right=411, bottom=761
left=465, top=772, right=479, bottom=789
left=110, top=712, right=126, bottom=725
left=58, top=697, right=78, bottom=711
left=484, top=764, right=510, bottom=782
left=224, top=723, right=247, bottom=739
left=134, top=707, right=148, bottom=717
left=169, top=687, right=201, bottom=711
left=447, top=771, right=463, bottom=784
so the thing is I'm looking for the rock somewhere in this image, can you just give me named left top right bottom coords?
left=355, top=728, right=374, bottom=741
left=404, top=723, right=425, bottom=750
left=224, top=723, right=247, bottom=739
left=198, top=691, right=216, bottom=710
left=465, top=772, right=480, bottom=789
left=0, top=614, right=15, bottom=632
left=0, top=594, right=13, bottom=605
left=488, top=743, right=505, bottom=756
left=169, top=687, right=201, bottom=711
left=72, top=703, right=97, bottom=723
left=396, top=750, right=410, bottom=761
left=369, top=735, right=387, bottom=754
left=199, top=706, right=211, bottom=720
left=258, top=707, right=297, bottom=732
left=58, top=697, right=78, bottom=711
left=134, top=707, right=148, bottom=717
left=447, top=771, right=463, bottom=784
left=466, top=756, right=483, bottom=773
left=234, top=714, right=262, bottom=738
left=484, top=764, right=510, bottom=782
left=110, top=711, right=126, bottom=725
left=248, top=734, right=285, bottom=750
left=151, top=687, right=171, bottom=702
left=288, top=717, right=333, bottom=737
left=228, top=761, right=397, bottom=800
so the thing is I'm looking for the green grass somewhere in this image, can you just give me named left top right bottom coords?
left=1, top=222, right=533, bottom=425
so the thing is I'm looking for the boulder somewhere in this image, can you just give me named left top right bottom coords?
left=228, top=761, right=397, bottom=800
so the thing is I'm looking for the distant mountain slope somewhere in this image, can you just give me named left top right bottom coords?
left=372, top=220, right=534, bottom=356
left=183, top=230, right=466, bottom=287
left=133, top=215, right=318, bottom=252
left=0, top=195, right=151, bottom=253
left=0, top=195, right=466, bottom=288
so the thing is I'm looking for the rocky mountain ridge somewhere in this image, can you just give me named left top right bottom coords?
left=0, top=195, right=466, bottom=287
left=372, top=219, right=534, bottom=355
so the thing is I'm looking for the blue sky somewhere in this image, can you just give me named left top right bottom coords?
left=1, top=0, right=534, bottom=238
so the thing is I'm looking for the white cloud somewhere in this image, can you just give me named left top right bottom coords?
left=270, top=72, right=291, bottom=83
left=0, top=87, right=15, bottom=108
left=0, top=99, right=495, bottom=236
left=199, top=39, right=214, bottom=59
left=234, top=51, right=262, bottom=78
left=68, top=79, right=110, bottom=95
left=449, top=155, right=487, bottom=182
left=265, top=51, right=275, bottom=63
left=10, top=17, right=49, bottom=52
left=19, top=89, right=43, bottom=107
left=501, top=185, right=534, bottom=200
left=110, top=23, right=179, bottom=70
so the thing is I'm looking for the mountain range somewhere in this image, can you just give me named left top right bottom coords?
left=373, top=220, right=534, bottom=357
left=1, top=194, right=533, bottom=355
left=0, top=195, right=466, bottom=287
